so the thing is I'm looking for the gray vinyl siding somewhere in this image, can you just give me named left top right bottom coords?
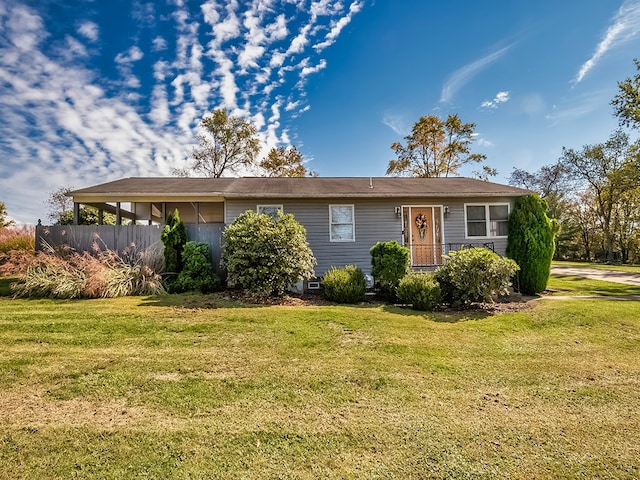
left=225, top=196, right=518, bottom=276
left=226, top=198, right=402, bottom=276
left=435, top=197, right=515, bottom=256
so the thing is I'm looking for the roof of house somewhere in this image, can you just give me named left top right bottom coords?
left=70, top=176, right=532, bottom=199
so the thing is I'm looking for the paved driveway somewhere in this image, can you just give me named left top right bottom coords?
left=551, top=266, right=640, bottom=286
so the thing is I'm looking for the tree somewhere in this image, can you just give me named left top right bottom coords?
left=259, top=146, right=317, bottom=177
left=180, top=109, right=260, bottom=177
left=46, top=187, right=116, bottom=225
left=0, top=202, right=15, bottom=228
left=386, top=113, right=489, bottom=178
left=560, top=130, right=640, bottom=261
left=611, top=58, right=640, bottom=129
left=222, top=210, right=316, bottom=296
left=506, top=194, right=555, bottom=294
left=46, top=187, right=73, bottom=223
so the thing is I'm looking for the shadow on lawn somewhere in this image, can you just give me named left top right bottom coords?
left=382, top=304, right=493, bottom=323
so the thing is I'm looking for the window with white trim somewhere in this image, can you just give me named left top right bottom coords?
left=465, top=204, right=509, bottom=238
left=329, top=204, right=355, bottom=242
left=257, top=205, right=283, bottom=219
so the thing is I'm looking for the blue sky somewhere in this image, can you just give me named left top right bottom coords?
left=1, top=0, right=640, bottom=224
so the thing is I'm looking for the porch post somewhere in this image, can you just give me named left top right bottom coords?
left=98, top=209, right=104, bottom=225
left=195, top=202, right=200, bottom=225
left=115, top=202, right=122, bottom=225
left=162, top=202, right=167, bottom=224
left=73, top=202, right=80, bottom=225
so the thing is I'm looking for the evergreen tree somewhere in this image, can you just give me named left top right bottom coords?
left=506, top=194, right=555, bottom=295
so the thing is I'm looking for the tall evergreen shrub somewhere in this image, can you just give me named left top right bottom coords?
left=506, top=194, right=555, bottom=294
left=161, top=209, right=187, bottom=274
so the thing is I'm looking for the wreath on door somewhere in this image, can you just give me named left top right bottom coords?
left=415, top=213, right=428, bottom=240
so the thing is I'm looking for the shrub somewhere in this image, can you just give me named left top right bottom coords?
left=506, top=194, right=555, bottom=294
left=12, top=244, right=165, bottom=299
left=223, top=210, right=316, bottom=296
left=322, top=265, right=367, bottom=303
left=435, top=247, right=519, bottom=307
left=161, top=209, right=187, bottom=274
left=370, top=240, right=410, bottom=299
left=396, top=272, right=441, bottom=311
left=173, top=242, right=220, bottom=294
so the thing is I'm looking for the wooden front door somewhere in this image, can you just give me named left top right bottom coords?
left=404, top=206, right=443, bottom=266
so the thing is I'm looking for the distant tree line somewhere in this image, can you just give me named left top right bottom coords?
left=509, top=59, right=640, bottom=263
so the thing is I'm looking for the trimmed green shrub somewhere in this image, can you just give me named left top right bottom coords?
left=396, top=272, right=441, bottom=311
left=370, top=240, right=410, bottom=299
left=435, top=247, right=519, bottom=307
left=322, top=265, right=367, bottom=304
left=506, top=194, right=555, bottom=294
left=173, top=242, right=220, bottom=294
left=223, top=210, right=316, bottom=296
left=161, top=209, right=187, bottom=274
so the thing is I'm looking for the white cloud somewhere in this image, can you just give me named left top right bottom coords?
left=152, top=36, right=168, bottom=51
left=77, top=21, right=99, bottom=42
left=477, top=138, right=494, bottom=148
left=0, top=0, right=366, bottom=223
left=382, top=113, right=406, bottom=136
left=115, top=46, right=144, bottom=64
left=481, top=90, right=510, bottom=108
left=441, top=44, right=513, bottom=103
left=574, top=0, right=640, bottom=84
left=300, top=58, right=327, bottom=76
left=314, top=1, right=363, bottom=51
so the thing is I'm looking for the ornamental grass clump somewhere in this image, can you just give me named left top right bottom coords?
left=435, top=247, right=519, bottom=307
left=322, top=265, right=367, bottom=304
left=12, top=241, right=165, bottom=299
left=0, top=225, right=36, bottom=276
left=396, top=272, right=441, bottom=311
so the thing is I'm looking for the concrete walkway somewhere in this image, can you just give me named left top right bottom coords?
left=550, top=266, right=640, bottom=286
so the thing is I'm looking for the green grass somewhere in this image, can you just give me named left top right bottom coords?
left=0, top=294, right=639, bottom=479
left=547, top=274, right=640, bottom=296
left=554, top=260, right=640, bottom=274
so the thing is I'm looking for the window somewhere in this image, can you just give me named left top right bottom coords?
left=329, top=205, right=355, bottom=242
left=257, top=205, right=283, bottom=219
left=465, top=204, right=509, bottom=238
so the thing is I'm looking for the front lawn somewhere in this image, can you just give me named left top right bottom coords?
left=553, top=260, right=640, bottom=274
left=0, top=294, right=638, bottom=478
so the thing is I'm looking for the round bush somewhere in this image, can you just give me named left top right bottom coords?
left=223, top=210, right=316, bottom=296
left=435, top=247, right=519, bottom=307
left=396, top=272, right=441, bottom=311
left=322, top=265, right=367, bottom=304
left=370, top=240, right=410, bottom=300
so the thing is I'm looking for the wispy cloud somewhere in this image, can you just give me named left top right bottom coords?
left=481, top=91, right=510, bottom=109
left=382, top=113, right=406, bottom=136
left=440, top=44, right=513, bottom=103
left=574, top=0, right=640, bottom=85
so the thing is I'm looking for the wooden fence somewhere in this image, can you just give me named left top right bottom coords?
left=35, top=224, right=225, bottom=270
